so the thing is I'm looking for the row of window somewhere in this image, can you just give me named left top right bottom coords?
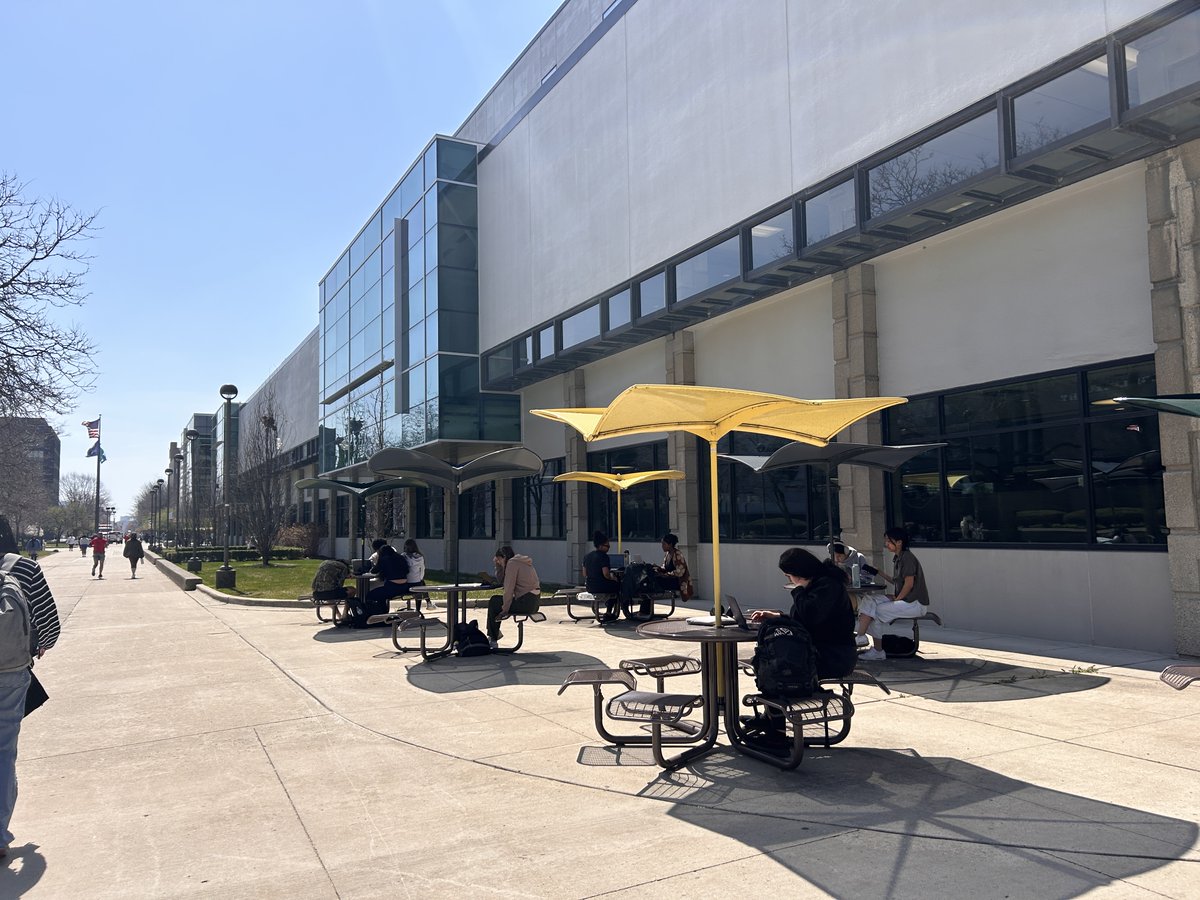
left=395, top=359, right=1166, bottom=549
left=482, top=3, right=1200, bottom=388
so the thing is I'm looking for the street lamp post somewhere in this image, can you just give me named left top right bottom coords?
left=164, top=467, right=173, bottom=553
left=155, top=478, right=165, bottom=549
left=216, top=384, right=238, bottom=590
left=173, top=452, right=184, bottom=550
left=184, top=429, right=202, bottom=572
left=105, top=506, right=117, bottom=533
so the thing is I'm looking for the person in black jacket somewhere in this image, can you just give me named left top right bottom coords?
left=750, top=547, right=857, bottom=679
left=365, top=539, right=410, bottom=608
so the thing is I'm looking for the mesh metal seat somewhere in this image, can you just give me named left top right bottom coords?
left=1160, top=665, right=1200, bottom=690
left=619, top=654, right=701, bottom=689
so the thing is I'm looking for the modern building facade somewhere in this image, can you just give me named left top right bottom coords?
left=303, top=0, right=1200, bottom=653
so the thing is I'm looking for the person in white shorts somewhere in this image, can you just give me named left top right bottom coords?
left=855, top=526, right=929, bottom=660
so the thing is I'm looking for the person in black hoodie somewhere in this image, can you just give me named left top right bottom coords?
left=750, top=547, right=857, bottom=679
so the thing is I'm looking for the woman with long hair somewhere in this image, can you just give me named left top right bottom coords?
left=855, top=526, right=930, bottom=660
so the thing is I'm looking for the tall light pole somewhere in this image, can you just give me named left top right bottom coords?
left=173, top=452, right=184, bottom=550
left=184, top=429, right=201, bottom=572
left=105, top=506, right=117, bottom=533
left=155, top=478, right=165, bottom=548
left=164, top=467, right=173, bottom=551
left=216, top=384, right=238, bottom=590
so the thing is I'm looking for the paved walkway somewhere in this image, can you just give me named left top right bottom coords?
left=5, top=551, right=1199, bottom=898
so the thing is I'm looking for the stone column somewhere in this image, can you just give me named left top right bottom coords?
left=563, top=370, right=590, bottom=579
left=1145, top=143, right=1200, bottom=656
left=665, top=331, right=701, bottom=589
left=832, top=264, right=888, bottom=566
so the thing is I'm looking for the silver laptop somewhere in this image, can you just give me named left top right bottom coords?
left=686, top=595, right=751, bottom=630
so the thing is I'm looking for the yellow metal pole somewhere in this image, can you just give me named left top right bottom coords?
left=710, top=440, right=721, bottom=623
left=616, top=489, right=623, bottom=554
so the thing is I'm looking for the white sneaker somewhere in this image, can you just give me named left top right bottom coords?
left=488, top=638, right=499, bottom=650
left=859, top=647, right=886, bottom=661
left=855, top=633, right=870, bottom=647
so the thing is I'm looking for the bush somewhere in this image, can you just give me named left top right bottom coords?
left=277, top=523, right=324, bottom=557
left=164, top=546, right=306, bottom=564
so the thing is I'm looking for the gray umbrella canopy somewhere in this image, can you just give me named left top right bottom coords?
left=366, top=446, right=545, bottom=579
left=1098, top=395, right=1200, bottom=418
left=720, top=441, right=946, bottom=540
left=293, top=477, right=423, bottom=562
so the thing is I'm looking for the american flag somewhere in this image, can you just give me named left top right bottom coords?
left=82, top=418, right=100, bottom=439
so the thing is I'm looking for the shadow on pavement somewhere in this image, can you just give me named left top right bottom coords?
left=656, top=749, right=1196, bottom=897
left=405, top=651, right=608, bottom=692
left=0, top=843, right=47, bottom=894
left=856, top=657, right=1109, bottom=702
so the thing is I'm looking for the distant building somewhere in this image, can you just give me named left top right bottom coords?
left=0, top=417, right=60, bottom=515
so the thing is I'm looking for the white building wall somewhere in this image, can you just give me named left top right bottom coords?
left=874, top=164, right=1155, bottom=396
left=478, top=0, right=1167, bottom=346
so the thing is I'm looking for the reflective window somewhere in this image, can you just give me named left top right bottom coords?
left=805, top=180, right=856, bottom=246
left=458, top=483, right=495, bottom=538
left=868, top=110, right=999, bottom=218
left=425, top=189, right=438, bottom=235
left=426, top=311, right=439, bottom=355
left=330, top=283, right=350, bottom=322
left=884, top=359, right=1164, bottom=546
left=517, top=334, right=533, bottom=368
left=639, top=272, right=667, bottom=315
left=486, top=346, right=515, bottom=382
left=403, top=364, right=425, bottom=412
left=750, top=209, right=794, bottom=267
left=1014, top=58, right=1110, bottom=155
left=675, top=235, right=741, bottom=301
left=437, top=267, right=478, bottom=313
left=437, top=183, right=477, bottom=228
left=406, top=321, right=425, bottom=367
left=408, top=240, right=424, bottom=288
left=538, top=325, right=555, bottom=359
left=513, top=457, right=565, bottom=539
left=382, top=230, right=395, bottom=274
left=606, top=289, right=631, bottom=331
left=481, top=393, right=521, bottom=442
left=561, top=304, right=600, bottom=349
left=439, top=310, right=478, bottom=353
left=1127, top=9, right=1200, bottom=107
left=404, top=279, right=423, bottom=328
left=437, top=140, right=478, bottom=184
left=585, top=442, right=671, bottom=541
left=400, top=166, right=423, bottom=221
left=943, top=373, right=1078, bottom=433
left=434, top=225, right=477, bottom=270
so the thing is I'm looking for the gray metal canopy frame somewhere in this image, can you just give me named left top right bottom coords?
left=366, top=446, right=545, bottom=579
left=720, top=442, right=947, bottom=541
left=1100, top=395, right=1200, bottom=418
left=294, top=477, right=423, bottom=564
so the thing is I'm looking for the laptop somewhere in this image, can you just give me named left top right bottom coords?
left=686, top=594, right=752, bottom=630
left=607, top=553, right=627, bottom=572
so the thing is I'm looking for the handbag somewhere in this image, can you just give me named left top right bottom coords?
left=24, top=669, right=48, bottom=717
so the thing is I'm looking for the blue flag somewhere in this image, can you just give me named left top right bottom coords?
left=86, top=441, right=107, bottom=463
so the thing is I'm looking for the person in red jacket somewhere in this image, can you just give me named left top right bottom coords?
left=89, top=533, right=108, bottom=578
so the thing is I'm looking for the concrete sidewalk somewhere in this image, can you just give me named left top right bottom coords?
left=5, top=550, right=1199, bottom=898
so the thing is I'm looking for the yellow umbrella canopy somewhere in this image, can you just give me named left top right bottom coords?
left=553, top=469, right=685, bottom=552
left=532, top=384, right=907, bottom=620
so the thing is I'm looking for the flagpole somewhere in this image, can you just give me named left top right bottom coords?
left=94, top=416, right=102, bottom=533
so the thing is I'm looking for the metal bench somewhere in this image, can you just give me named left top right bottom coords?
left=875, top=610, right=943, bottom=658
left=1161, top=665, right=1200, bottom=690
left=493, top=609, right=547, bottom=654
left=558, top=668, right=705, bottom=745
left=364, top=610, right=443, bottom=652
left=564, top=590, right=620, bottom=622
left=307, top=593, right=346, bottom=624
left=737, top=670, right=891, bottom=770
left=619, top=654, right=701, bottom=690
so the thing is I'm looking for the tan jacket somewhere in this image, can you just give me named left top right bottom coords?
left=498, top=554, right=540, bottom=608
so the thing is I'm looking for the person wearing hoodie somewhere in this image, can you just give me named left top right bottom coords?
left=123, top=532, right=146, bottom=578
left=485, top=545, right=540, bottom=650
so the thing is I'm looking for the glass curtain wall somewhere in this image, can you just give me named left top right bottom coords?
left=317, top=137, right=520, bottom=475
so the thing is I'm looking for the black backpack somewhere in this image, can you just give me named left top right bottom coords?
left=751, top=616, right=819, bottom=699
left=454, top=620, right=491, bottom=656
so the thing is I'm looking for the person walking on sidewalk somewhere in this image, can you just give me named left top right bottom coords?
left=123, top=532, right=145, bottom=578
left=0, top=528, right=61, bottom=857
left=77, top=535, right=87, bottom=557
left=89, top=533, right=108, bottom=578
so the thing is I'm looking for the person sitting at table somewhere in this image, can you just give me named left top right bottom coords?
left=653, top=533, right=693, bottom=601
left=402, top=538, right=428, bottom=608
left=485, top=545, right=541, bottom=650
left=582, top=531, right=620, bottom=623
left=749, top=547, right=857, bottom=679
left=855, top=526, right=930, bottom=661
left=365, top=539, right=410, bottom=609
left=311, top=558, right=356, bottom=602
left=826, top=540, right=878, bottom=583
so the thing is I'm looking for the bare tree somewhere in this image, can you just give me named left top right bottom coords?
left=233, top=391, right=290, bottom=565
left=58, top=471, right=111, bottom=538
left=0, top=173, right=99, bottom=417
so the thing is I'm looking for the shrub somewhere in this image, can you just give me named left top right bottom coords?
left=277, top=523, right=325, bottom=557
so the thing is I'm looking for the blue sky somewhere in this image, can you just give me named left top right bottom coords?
left=7, top=0, right=561, bottom=514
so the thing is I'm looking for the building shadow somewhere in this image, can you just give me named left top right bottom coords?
left=653, top=748, right=1196, bottom=897
left=403, top=651, right=608, bottom=692
left=854, top=657, right=1109, bottom=702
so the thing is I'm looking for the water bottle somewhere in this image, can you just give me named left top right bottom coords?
left=851, top=563, right=861, bottom=588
